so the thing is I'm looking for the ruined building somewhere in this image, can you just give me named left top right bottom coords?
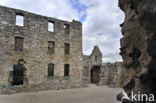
left=0, top=5, right=124, bottom=94
left=119, top=0, right=156, bottom=100
left=83, top=46, right=102, bottom=83
left=83, top=46, right=125, bottom=87
left=0, top=5, right=86, bottom=93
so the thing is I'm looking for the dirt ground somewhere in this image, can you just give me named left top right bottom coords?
left=0, top=84, right=122, bottom=103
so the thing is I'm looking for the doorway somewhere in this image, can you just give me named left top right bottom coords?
left=12, top=59, right=25, bottom=85
left=91, top=66, right=100, bottom=83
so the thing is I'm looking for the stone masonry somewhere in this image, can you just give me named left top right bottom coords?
left=99, top=62, right=126, bottom=87
left=0, top=5, right=125, bottom=94
left=83, top=46, right=102, bottom=83
left=0, top=5, right=86, bottom=93
left=82, top=46, right=125, bottom=87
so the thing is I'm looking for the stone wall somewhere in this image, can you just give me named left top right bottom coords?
left=0, top=5, right=85, bottom=93
left=82, top=46, right=125, bottom=87
left=99, top=62, right=126, bottom=87
left=82, top=46, right=102, bottom=83
left=119, top=0, right=156, bottom=97
left=0, top=77, right=87, bottom=94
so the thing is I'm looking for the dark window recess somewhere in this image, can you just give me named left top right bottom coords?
left=64, top=43, right=70, bottom=55
left=48, top=21, right=54, bottom=32
left=95, top=55, right=97, bottom=61
left=48, top=63, right=54, bottom=77
left=48, top=41, right=55, bottom=54
left=16, top=13, right=24, bottom=26
left=15, top=37, right=24, bottom=51
left=64, top=24, right=70, bottom=34
left=64, top=64, right=70, bottom=76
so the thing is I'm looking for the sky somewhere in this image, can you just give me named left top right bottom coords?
left=0, top=0, right=125, bottom=63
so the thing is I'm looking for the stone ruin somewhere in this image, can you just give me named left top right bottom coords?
left=99, top=62, right=126, bottom=87
left=119, top=0, right=156, bottom=100
left=0, top=5, right=86, bottom=94
left=83, top=46, right=125, bottom=87
left=83, top=46, right=102, bottom=83
left=0, top=5, right=125, bottom=94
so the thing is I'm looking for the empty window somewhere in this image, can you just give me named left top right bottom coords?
left=64, top=24, right=70, bottom=34
left=48, top=63, right=54, bottom=77
left=48, top=21, right=54, bottom=32
left=64, top=64, right=70, bottom=76
left=15, top=37, right=24, bottom=51
left=95, top=55, right=97, bottom=61
left=48, top=41, right=55, bottom=54
left=16, top=13, right=24, bottom=26
left=64, top=43, right=70, bottom=55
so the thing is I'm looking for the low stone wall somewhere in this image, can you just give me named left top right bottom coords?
left=0, top=77, right=88, bottom=94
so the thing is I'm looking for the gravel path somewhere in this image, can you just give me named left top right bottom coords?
left=0, top=84, right=122, bottom=103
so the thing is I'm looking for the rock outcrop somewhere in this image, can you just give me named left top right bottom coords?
left=119, top=0, right=156, bottom=97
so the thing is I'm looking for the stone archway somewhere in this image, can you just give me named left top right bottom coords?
left=91, top=66, right=100, bottom=83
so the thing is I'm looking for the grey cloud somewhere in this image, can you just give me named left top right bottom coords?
left=3, top=0, right=80, bottom=21
left=82, top=0, right=124, bottom=62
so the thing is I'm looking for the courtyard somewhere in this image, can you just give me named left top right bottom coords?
left=0, top=85, right=121, bottom=103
